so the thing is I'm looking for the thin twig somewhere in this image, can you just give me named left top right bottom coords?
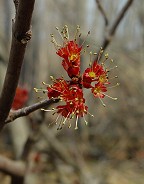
left=102, top=0, right=134, bottom=50
left=0, top=0, right=35, bottom=131
left=5, top=98, right=59, bottom=124
left=96, top=0, right=108, bottom=26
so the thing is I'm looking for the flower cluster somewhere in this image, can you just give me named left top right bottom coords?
left=12, top=87, right=28, bottom=110
left=35, top=25, right=118, bottom=130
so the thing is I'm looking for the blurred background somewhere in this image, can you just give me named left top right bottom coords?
left=0, top=0, right=144, bottom=184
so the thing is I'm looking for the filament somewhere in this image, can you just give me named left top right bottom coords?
left=75, top=115, right=79, bottom=130
left=98, top=97, right=106, bottom=107
left=41, top=108, right=56, bottom=112
left=83, top=116, right=88, bottom=126
left=103, top=93, right=117, bottom=100
left=107, top=83, right=120, bottom=88
left=74, top=25, right=80, bottom=41
left=80, top=31, right=90, bottom=47
left=34, top=88, right=47, bottom=93
left=55, top=26, right=65, bottom=41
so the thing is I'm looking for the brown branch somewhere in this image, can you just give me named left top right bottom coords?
left=102, top=0, right=134, bottom=50
left=0, top=155, right=25, bottom=177
left=5, top=98, right=59, bottom=124
left=96, top=0, right=108, bottom=26
left=0, top=0, right=35, bottom=131
left=13, top=0, right=19, bottom=14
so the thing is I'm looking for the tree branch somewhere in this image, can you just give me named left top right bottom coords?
left=5, top=98, right=59, bottom=124
left=0, top=155, right=25, bottom=177
left=96, top=0, right=108, bottom=26
left=0, top=0, right=35, bottom=131
left=13, top=0, right=19, bottom=14
left=102, top=0, right=134, bottom=50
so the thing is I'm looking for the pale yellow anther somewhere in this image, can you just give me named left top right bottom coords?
left=105, top=53, right=109, bottom=59
left=34, top=88, right=38, bottom=92
left=50, top=76, right=54, bottom=80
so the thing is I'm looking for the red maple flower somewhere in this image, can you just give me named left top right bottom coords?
left=48, top=81, right=87, bottom=118
left=12, top=87, right=28, bottom=110
left=36, top=25, right=118, bottom=129
left=47, top=78, right=69, bottom=99
left=82, top=61, right=108, bottom=88
left=91, top=83, right=107, bottom=98
left=57, top=41, right=81, bottom=62
left=57, top=40, right=82, bottom=78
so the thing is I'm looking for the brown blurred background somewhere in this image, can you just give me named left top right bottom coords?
left=0, top=0, right=144, bottom=184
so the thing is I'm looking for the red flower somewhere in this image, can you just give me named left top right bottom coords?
left=47, top=80, right=88, bottom=129
left=48, top=80, right=87, bottom=118
left=82, top=61, right=108, bottom=88
left=57, top=41, right=81, bottom=62
left=12, top=87, right=28, bottom=110
left=37, top=25, right=118, bottom=129
left=47, top=78, right=69, bottom=99
left=57, top=41, right=82, bottom=78
left=91, top=83, right=107, bottom=98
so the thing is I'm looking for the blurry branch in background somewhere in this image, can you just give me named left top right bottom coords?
left=96, top=0, right=134, bottom=51
left=41, top=124, right=76, bottom=167
left=96, top=0, right=108, bottom=26
left=0, top=0, right=35, bottom=132
left=0, top=155, right=25, bottom=177
left=5, top=98, right=59, bottom=124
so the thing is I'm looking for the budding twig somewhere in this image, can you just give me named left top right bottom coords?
left=5, top=98, right=59, bottom=124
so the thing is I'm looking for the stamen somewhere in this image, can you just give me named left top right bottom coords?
left=65, top=25, right=69, bottom=38
left=74, top=25, right=80, bottom=42
left=108, top=76, right=118, bottom=80
left=107, top=83, right=120, bottom=88
left=68, top=123, right=71, bottom=128
left=105, top=53, right=109, bottom=59
left=34, top=88, right=47, bottom=93
left=55, top=26, right=65, bottom=41
left=86, top=111, right=94, bottom=117
left=50, top=76, right=55, bottom=81
left=50, top=34, right=61, bottom=50
left=62, top=112, right=70, bottom=125
left=107, top=65, right=118, bottom=72
left=97, top=47, right=104, bottom=63
left=42, top=81, right=49, bottom=86
left=103, top=93, right=117, bottom=100
left=101, top=53, right=109, bottom=65
left=80, top=31, right=90, bottom=47
left=78, top=33, right=82, bottom=38
left=75, top=115, right=79, bottom=130
left=83, top=116, right=88, bottom=126
left=57, top=116, right=64, bottom=130
left=89, top=51, right=92, bottom=66
left=41, top=108, right=56, bottom=112
left=99, top=97, right=106, bottom=107
left=48, top=113, right=61, bottom=127
left=67, top=119, right=71, bottom=128
left=63, top=25, right=69, bottom=40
